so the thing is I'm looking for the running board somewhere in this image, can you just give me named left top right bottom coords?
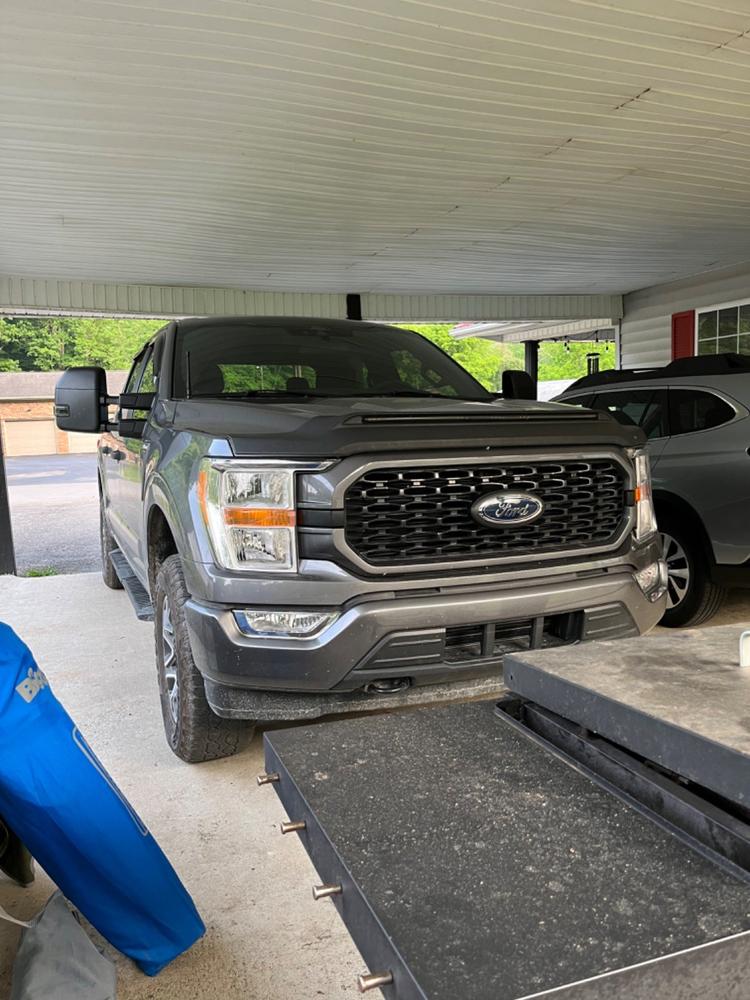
left=109, top=549, right=154, bottom=622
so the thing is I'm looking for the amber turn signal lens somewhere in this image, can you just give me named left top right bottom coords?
left=223, top=507, right=297, bottom=528
left=197, top=468, right=209, bottom=521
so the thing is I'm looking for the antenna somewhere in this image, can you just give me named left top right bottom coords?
left=186, top=351, right=192, bottom=399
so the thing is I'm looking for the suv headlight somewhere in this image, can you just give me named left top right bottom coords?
left=632, top=448, right=657, bottom=541
left=197, top=461, right=321, bottom=572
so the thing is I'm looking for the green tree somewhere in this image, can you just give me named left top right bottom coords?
left=0, top=316, right=160, bottom=371
left=400, top=324, right=511, bottom=390
left=538, top=341, right=615, bottom=381
left=405, top=324, right=614, bottom=386
left=0, top=317, right=78, bottom=370
left=0, top=357, right=20, bottom=372
left=69, top=318, right=161, bottom=369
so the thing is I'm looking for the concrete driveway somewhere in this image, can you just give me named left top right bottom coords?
left=0, top=572, right=371, bottom=999
left=6, top=454, right=99, bottom=575
left=1, top=571, right=749, bottom=997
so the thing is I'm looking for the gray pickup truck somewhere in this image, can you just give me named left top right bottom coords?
left=55, top=317, right=666, bottom=762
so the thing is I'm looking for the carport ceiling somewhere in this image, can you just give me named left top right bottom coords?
left=5, top=1, right=750, bottom=296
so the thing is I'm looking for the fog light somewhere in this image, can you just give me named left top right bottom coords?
left=635, top=560, right=668, bottom=602
left=234, top=609, right=338, bottom=638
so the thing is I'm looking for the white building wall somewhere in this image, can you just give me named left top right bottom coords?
left=620, top=263, right=750, bottom=369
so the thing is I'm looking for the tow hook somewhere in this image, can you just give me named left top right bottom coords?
left=363, top=678, right=411, bottom=694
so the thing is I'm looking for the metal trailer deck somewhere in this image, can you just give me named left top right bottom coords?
left=262, top=670, right=750, bottom=999
left=503, top=623, right=750, bottom=810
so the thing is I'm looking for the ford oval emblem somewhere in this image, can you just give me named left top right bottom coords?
left=471, top=491, right=545, bottom=527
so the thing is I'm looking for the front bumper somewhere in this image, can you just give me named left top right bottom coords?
left=184, top=558, right=666, bottom=715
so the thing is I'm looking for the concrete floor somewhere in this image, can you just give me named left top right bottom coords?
left=2, top=572, right=750, bottom=998
left=0, top=572, right=374, bottom=999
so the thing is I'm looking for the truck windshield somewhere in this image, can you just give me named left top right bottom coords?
left=172, top=321, right=492, bottom=401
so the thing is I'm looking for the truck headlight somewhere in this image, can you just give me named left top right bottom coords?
left=632, top=449, right=657, bottom=541
left=197, top=461, right=305, bottom=572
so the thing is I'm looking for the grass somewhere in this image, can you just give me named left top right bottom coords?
left=22, top=566, right=60, bottom=578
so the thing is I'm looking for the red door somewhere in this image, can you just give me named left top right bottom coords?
left=671, top=310, right=695, bottom=360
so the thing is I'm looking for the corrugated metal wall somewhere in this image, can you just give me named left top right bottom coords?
left=621, top=263, right=750, bottom=369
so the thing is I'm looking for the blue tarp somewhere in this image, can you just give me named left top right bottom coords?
left=0, top=622, right=205, bottom=975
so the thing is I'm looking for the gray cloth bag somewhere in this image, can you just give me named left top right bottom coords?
left=2, top=891, right=116, bottom=999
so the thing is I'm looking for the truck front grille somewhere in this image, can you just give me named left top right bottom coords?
left=343, top=459, right=628, bottom=567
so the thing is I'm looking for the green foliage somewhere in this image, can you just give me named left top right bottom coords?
left=219, top=363, right=313, bottom=393
left=0, top=357, right=20, bottom=371
left=400, top=324, right=518, bottom=391
left=70, top=318, right=162, bottom=369
left=0, top=317, right=160, bottom=371
left=538, top=341, right=615, bottom=381
left=403, top=324, right=613, bottom=388
left=23, top=566, right=59, bottom=577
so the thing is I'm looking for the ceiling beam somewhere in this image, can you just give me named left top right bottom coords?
left=0, top=276, right=623, bottom=324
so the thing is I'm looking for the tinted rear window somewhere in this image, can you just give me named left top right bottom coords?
left=669, top=389, right=735, bottom=435
left=591, top=389, right=667, bottom=439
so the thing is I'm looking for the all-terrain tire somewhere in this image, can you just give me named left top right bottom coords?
left=659, top=515, right=727, bottom=628
left=99, top=500, right=123, bottom=590
left=154, top=554, right=251, bottom=762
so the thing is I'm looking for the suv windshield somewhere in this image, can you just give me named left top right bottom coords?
left=173, top=321, right=491, bottom=401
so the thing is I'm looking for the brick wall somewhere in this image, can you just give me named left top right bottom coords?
left=0, top=400, right=52, bottom=420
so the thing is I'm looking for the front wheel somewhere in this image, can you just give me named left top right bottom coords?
left=659, top=518, right=726, bottom=628
left=154, top=554, right=252, bottom=762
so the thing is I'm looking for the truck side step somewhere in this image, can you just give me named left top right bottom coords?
left=110, top=549, right=154, bottom=622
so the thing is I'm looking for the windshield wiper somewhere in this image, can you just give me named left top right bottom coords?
left=357, top=390, right=492, bottom=402
left=190, top=390, right=332, bottom=400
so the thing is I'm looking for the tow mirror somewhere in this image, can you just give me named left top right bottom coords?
left=54, top=367, right=110, bottom=433
left=117, top=392, right=155, bottom=440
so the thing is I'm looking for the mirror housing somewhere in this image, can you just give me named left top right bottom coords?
left=54, top=367, right=109, bottom=433
left=501, top=369, right=536, bottom=401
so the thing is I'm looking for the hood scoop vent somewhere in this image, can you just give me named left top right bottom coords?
left=357, top=410, right=599, bottom=426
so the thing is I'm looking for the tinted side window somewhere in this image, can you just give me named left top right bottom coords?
left=138, top=352, right=157, bottom=393
left=669, top=389, right=734, bottom=435
left=592, top=390, right=667, bottom=439
left=123, top=353, right=147, bottom=393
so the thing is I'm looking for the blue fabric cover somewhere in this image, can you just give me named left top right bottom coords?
left=0, top=623, right=205, bottom=975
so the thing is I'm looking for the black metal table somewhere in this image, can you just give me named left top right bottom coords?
left=263, top=700, right=750, bottom=999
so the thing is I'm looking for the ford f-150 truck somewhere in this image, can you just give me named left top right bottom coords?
left=55, top=317, right=667, bottom=762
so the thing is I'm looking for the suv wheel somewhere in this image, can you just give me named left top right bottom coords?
left=659, top=517, right=726, bottom=628
left=154, top=554, right=252, bottom=763
left=99, top=501, right=123, bottom=590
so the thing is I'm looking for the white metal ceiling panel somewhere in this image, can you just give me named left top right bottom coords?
left=3, top=1, right=750, bottom=298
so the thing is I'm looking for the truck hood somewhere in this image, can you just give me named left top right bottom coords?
left=169, top=395, right=644, bottom=458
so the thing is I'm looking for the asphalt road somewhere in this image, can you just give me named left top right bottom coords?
left=5, top=453, right=100, bottom=575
